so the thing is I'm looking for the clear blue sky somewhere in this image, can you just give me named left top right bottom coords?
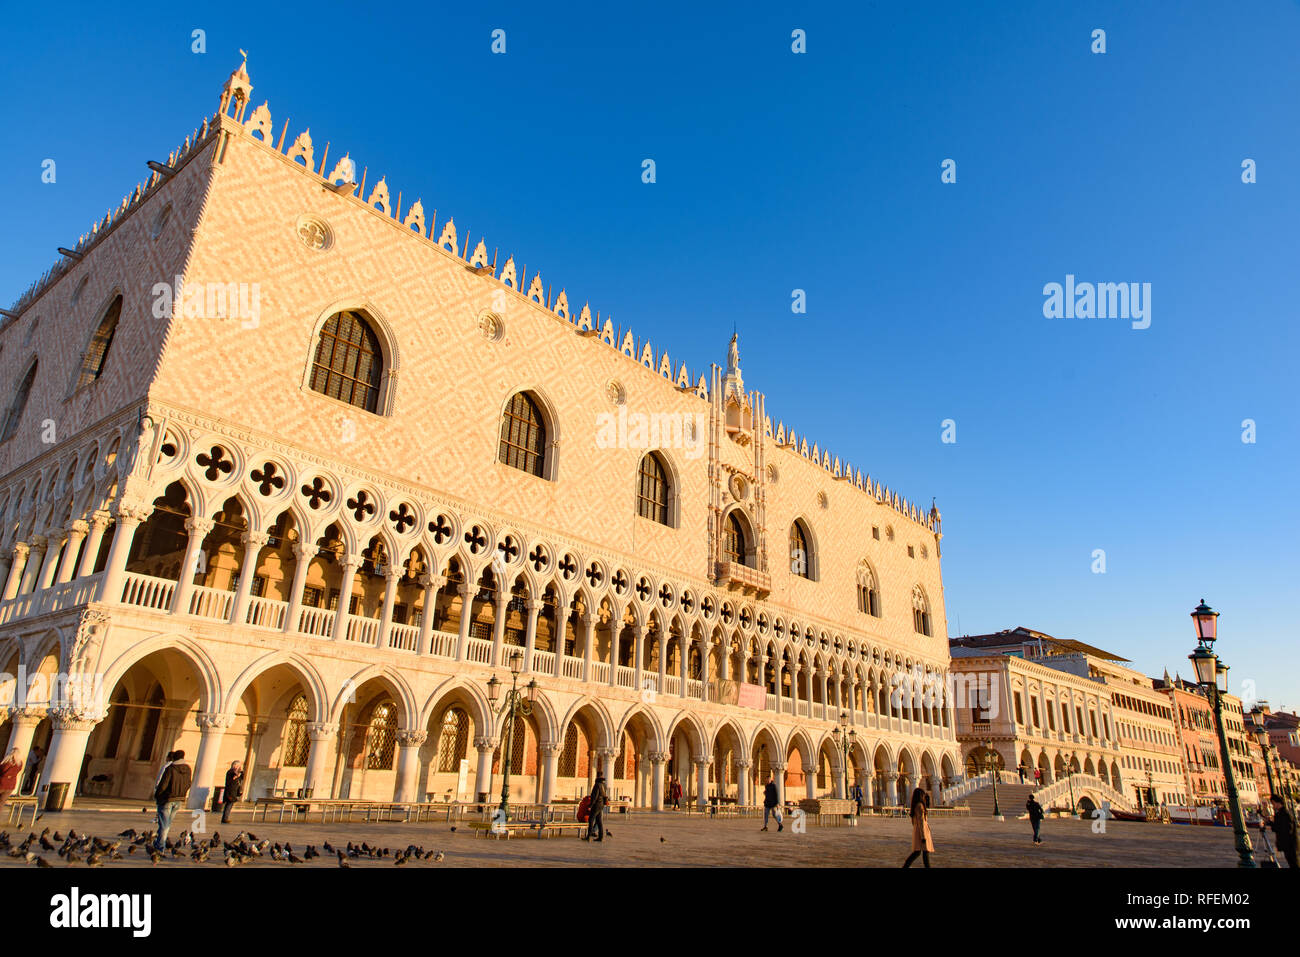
left=2, top=2, right=1296, bottom=707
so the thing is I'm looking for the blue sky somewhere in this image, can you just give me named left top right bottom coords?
left=2, top=2, right=1296, bottom=707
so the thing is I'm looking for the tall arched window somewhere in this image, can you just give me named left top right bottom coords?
left=365, top=700, right=398, bottom=770
left=788, top=521, right=810, bottom=579
left=724, top=512, right=749, bottom=566
left=309, top=311, right=383, bottom=412
left=498, top=392, right=546, bottom=477
left=76, top=296, right=123, bottom=390
left=912, top=586, right=931, bottom=636
left=637, top=452, right=669, bottom=525
left=436, top=708, right=469, bottom=772
left=857, top=562, right=881, bottom=617
left=1, top=360, right=38, bottom=443
left=282, top=694, right=310, bottom=767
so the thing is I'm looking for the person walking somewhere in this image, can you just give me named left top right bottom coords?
left=583, top=774, right=609, bottom=842
left=852, top=782, right=864, bottom=816
left=153, top=749, right=193, bottom=850
left=902, top=787, right=933, bottom=867
left=221, top=760, right=244, bottom=824
left=1269, top=795, right=1297, bottom=869
left=0, top=748, right=21, bottom=811
left=20, top=745, right=43, bottom=795
left=1017, top=764, right=1026, bottom=784
left=670, top=777, right=682, bottom=810
left=761, top=773, right=783, bottom=832
left=1033, top=767, right=1042, bottom=786
left=1026, top=795, right=1045, bottom=845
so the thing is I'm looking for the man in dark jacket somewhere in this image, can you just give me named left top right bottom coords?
left=1269, top=796, right=1297, bottom=869
left=221, top=760, right=244, bottom=824
left=1026, top=796, right=1045, bottom=845
left=583, top=775, right=609, bottom=842
left=154, top=749, right=193, bottom=850
left=761, top=773, right=783, bottom=832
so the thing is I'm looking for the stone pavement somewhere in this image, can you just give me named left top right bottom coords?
left=0, top=804, right=1269, bottom=868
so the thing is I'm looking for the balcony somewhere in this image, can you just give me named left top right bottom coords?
left=714, top=561, right=771, bottom=597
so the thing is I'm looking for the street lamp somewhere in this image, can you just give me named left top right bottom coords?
left=1187, top=599, right=1255, bottom=868
left=984, top=740, right=1003, bottom=819
left=1065, top=750, right=1077, bottom=816
left=486, top=648, right=538, bottom=824
left=830, top=711, right=856, bottom=812
left=1144, top=759, right=1154, bottom=815
left=1252, top=718, right=1291, bottom=819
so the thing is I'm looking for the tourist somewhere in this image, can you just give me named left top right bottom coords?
left=154, top=749, right=193, bottom=850
left=761, top=773, right=783, bottom=832
left=1033, top=767, right=1042, bottom=786
left=222, top=760, right=244, bottom=824
left=583, top=774, right=609, bottom=842
left=902, top=787, right=933, bottom=867
left=0, top=748, right=21, bottom=810
left=1017, top=764, right=1026, bottom=784
left=852, top=782, right=864, bottom=816
left=1026, top=795, right=1045, bottom=845
left=20, top=745, right=43, bottom=795
left=670, top=777, right=682, bottom=809
left=1269, top=795, right=1297, bottom=869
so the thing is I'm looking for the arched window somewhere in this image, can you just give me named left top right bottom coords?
left=911, top=586, right=931, bottom=637
left=436, top=708, right=469, bottom=772
left=1, top=360, right=38, bottom=443
left=857, top=563, right=881, bottom=617
left=365, top=700, right=399, bottom=770
left=724, top=512, right=748, bottom=566
left=309, top=311, right=383, bottom=413
left=788, top=521, right=810, bottom=579
left=498, top=392, right=546, bottom=477
left=636, top=452, right=669, bottom=525
left=76, top=296, right=123, bottom=390
left=282, top=694, right=310, bottom=767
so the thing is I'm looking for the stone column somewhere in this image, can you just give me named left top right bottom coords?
left=302, top=723, right=337, bottom=798
left=228, top=531, right=269, bottom=625
left=20, top=536, right=48, bottom=594
left=77, top=512, right=111, bottom=578
left=376, top=566, right=402, bottom=649
left=490, top=593, right=509, bottom=667
left=55, top=521, right=89, bottom=584
left=581, top=615, right=595, bottom=682
left=4, top=708, right=45, bottom=759
left=3, top=543, right=30, bottom=600
left=631, top=622, right=645, bottom=691
left=189, top=712, right=234, bottom=809
left=522, top=599, right=543, bottom=671
left=736, top=758, right=752, bottom=805
left=608, top=627, right=620, bottom=688
left=36, top=534, right=66, bottom=590
left=699, top=637, right=711, bottom=699
left=657, top=633, right=667, bottom=697
left=393, top=730, right=427, bottom=803
left=37, top=710, right=100, bottom=809
left=170, top=517, right=214, bottom=616
left=598, top=747, right=616, bottom=788
left=97, top=506, right=149, bottom=603
left=280, top=542, right=315, bottom=634
left=474, top=735, right=496, bottom=802
left=886, top=776, right=899, bottom=806
left=648, top=751, right=668, bottom=810
left=330, top=557, right=360, bottom=642
left=539, top=742, right=560, bottom=804
left=695, top=757, right=710, bottom=808
left=679, top=633, right=688, bottom=697
left=455, top=582, right=474, bottom=660
left=243, top=722, right=267, bottom=799
left=416, top=574, right=441, bottom=655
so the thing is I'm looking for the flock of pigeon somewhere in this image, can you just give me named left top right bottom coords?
left=0, top=826, right=447, bottom=867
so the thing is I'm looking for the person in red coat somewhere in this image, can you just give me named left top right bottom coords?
left=0, top=748, right=21, bottom=811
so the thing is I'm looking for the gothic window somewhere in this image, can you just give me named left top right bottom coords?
left=436, top=708, right=469, bottom=772
left=283, top=694, right=310, bottom=767
left=911, top=586, right=932, bottom=637
left=365, top=700, right=398, bottom=770
left=498, top=392, right=546, bottom=477
left=308, top=311, right=383, bottom=413
left=636, top=452, right=670, bottom=525
left=560, top=724, right=579, bottom=777
left=723, top=512, right=748, bottom=566
left=1, top=360, right=38, bottom=443
left=788, top=521, right=810, bottom=579
left=76, top=295, right=123, bottom=389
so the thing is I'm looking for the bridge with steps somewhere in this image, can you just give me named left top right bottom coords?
left=944, top=771, right=1135, bottom=817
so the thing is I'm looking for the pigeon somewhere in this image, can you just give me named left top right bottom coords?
left=118, top=828, right=137, bottom=839
left=449, top=826, right=457, bottom=833
left=35, top=856, right=53, bottom=868
left=148, top=850, right=163, bottom=866
left=660, top=836, right=666, bottom=843
left=86, top=852, right=103, bottom=867
left=434, top=851, right=444, bottom=863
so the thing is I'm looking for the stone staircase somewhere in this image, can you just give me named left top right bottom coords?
left=961, top=782, right=1038, bottom=818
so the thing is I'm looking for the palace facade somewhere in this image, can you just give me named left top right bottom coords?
left=0, top=59, right=960, bottom=812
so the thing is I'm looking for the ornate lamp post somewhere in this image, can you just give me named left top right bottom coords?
left=984, top=739, right=1002, bottom=819
left=486, top=648, right=537, bottom=824
left=1065, top=750, right=1076, bottom=816
left=830, top=711, right=856, bottom=809
left=1187, top=599, right=1255, bottom=868
left=1144, top=759, right=1154, bottom=814
left=1252, top=718, right=1289, bottom=818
